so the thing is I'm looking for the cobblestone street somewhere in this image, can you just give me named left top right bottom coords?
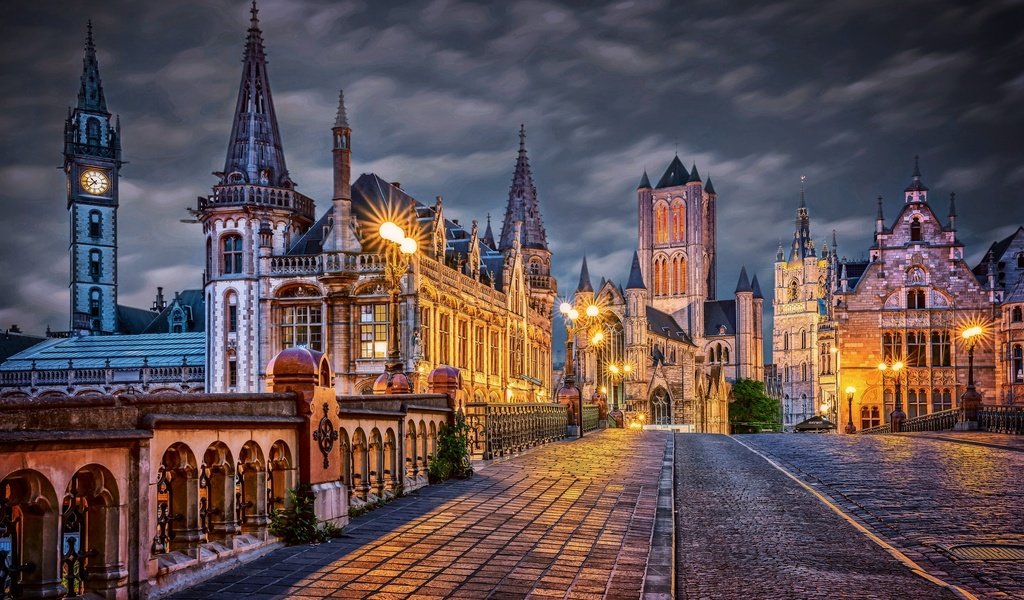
left=674, top=434, right=958, bottom=600
left=170, top=429, right=669, bottom=599
left=738, top=433, right=1024, bottom=599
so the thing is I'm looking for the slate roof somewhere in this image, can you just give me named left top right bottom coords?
left=0, top=332, right=46, bottom=363
left=142, top=290, right=206, bottom=334
left=0, top=332, right=204, bottom=371
left=646, top=306, right=694, bottom=345
left=704, top=300, right=737, bottom=337
left=626, top=251, right=646, bottom=289
left=704, top=177, right=716, bottom=195
left=637, top=170, right=651, bottom=190
left=842, top=261, right=870, bottom=291
left=972, top=226, right=1023, bottom=280
left=576, top=256, right=594, bottom=293
left=656, top=156, right=689, bottom=189
left=117, top=305, right=161, bottom=335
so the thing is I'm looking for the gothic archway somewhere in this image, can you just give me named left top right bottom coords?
left=650, top=387, right=672, bottom=425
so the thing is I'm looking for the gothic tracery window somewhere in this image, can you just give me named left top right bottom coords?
left=654, top=203, right=669, bottom=244
left=222, top=235, right=243, bottom=275
left=670, top=199, right=685, bottom=243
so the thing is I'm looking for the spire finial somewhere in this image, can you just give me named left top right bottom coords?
left=876, top=195, right=884, bottom=219
left=250, top=0, right=260, bottom=29
left=86, top=19, right=95, bottom=52
left=334, top=89, right=349, bottom=128
left=519, top=124, right=526, bottom=152
left=913, top=154, right=921, bottom=178
left=799, top=175, right=806, bottom=208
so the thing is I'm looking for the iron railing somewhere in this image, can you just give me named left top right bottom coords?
left=859, top=423, right=891, bottom=435
left=464, top=402, right=568, bottom=460
left=900, top=408, right=962, bottom=432
left=581, top=403, right=599, bottom=433
left=979, top=405, right=1024, bottom=435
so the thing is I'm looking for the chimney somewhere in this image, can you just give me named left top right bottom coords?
left=152, top=287, right=167, bottom=312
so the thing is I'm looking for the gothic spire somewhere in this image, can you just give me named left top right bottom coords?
left=704, top=176, right=716, bottom=195
left=876, top=196, right=884, bottom=220
left=790, top=176, right=812, bottom=261
left=481, top=213, right=496, bottom=248
left=77, top=20, right=107, bottom=113
left=626, top=251, right=646, bottom=289
left=334, top=89, right=349, bottom=128
left=576, top=256, right=594, bottom=293
left=735, top=266, right=752, bottom=293
left=499, top=125, right=548, bottom=251
left=637, top=169, right=651, bottom=190
left=904, top=155, right=929, bottom=198
left=750, top=274, right=763, bottom=299
left=220, top=0, right=291, bottom=188
left=688, top=163, right=702, bottom=183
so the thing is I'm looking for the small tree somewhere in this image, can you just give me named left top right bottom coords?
left=729, top=378, right=780, bottom=433
left=428, top=411, right=473, bottom=483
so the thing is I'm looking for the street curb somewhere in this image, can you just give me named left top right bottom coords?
left=641, top=433, right=675, bottom=600
left=729, top=435, right=979, bottom=600
left=897, top=432, right=1024, bottom=454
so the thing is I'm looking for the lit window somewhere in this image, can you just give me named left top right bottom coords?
left=282, top=305, right=323, bottom=352
left=358, top=304, right=387, bottom=358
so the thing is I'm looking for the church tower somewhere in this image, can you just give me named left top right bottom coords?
left=499, top=125, right=556, bottom=316
left=772, top=179, right=828, bottom=427
left=199, top=2, right=315, bottom=392
left=65, top=22, right=122, bottom=334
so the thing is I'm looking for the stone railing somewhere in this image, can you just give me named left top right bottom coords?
left=199, top=184, right=315, bottom=221
left=859, top=423, right=891, bottom=435
left=900, top=408, right=962, bottom=432
left=979, top=405, right=1024, bottom=435
left=527, top=274, right=556, bottom=292
left=581, top=402, right=599, bottom=433
left=464, top=402, right=568, bottom=461
left=268, top=252, right=387, bottom=277
left=0, top=364, right=205, bottom=393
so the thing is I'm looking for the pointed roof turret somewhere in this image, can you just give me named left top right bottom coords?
left=776, top=240, right=785, bottom=262
left=481, top=213, right=496, bottom=248
left=334, top=89, right=349, bottom=128
left=688, top=163, right=702, bottom=183
left=735, top=267, right=752, bottom=293
left=576, top=256, right=594, bottom=293
left=637, top=170, right=651, bottom=190
left=220, top=0, right=291, bottom=188
left=876, top=196, right=884, bottom=220
left=704, top=176, right=716, bottom=195
left=799, top=174, right=806, bottom=208
left=904, top=155, right=929, bottom=195
left=499, top=125, right=548, bottom=252
left=656, top=155, right=688, bottom=188
left=790, top=176, right=813, bottom=261
left=626, top=251, right=646, bottom=289
left=750, top=274, right=763, bottom=299
left=77, top=21, right=107, bottom=113
left=948, top=192, right=957, bottom=217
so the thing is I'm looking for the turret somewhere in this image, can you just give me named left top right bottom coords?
left=875, top=196, right=885, bottom=239
left=948, top=192, right=957, bottom=232
left=734, top=267, right=754, bottom=378
left=323, top=90, right=360, bottom=253
left=904, top=155, right=929, bottom=203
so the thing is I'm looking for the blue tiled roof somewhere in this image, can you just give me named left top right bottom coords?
left=0, top=332, right=204, bottom=371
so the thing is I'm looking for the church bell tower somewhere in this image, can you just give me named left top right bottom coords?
left=64, top=21, right=122, bottom=334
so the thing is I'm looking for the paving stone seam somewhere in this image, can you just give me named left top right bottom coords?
left=729, top=435, right=980, bottom=600
left=639, top=432, right=673, bottom=600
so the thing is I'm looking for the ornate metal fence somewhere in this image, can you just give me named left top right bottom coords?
left=900, top=408, right=962, bottom=432
left=859, top=423, right=891, bottom=435
left=979, top=405, right=1024, bottom=435
left=581, top=403, right=599, bottom=433
left=464, top=403, right=568, bottom=461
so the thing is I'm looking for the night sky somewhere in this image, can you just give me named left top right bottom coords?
left=1, top=0, right=1021, bottom=360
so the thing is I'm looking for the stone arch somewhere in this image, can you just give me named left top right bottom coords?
left=369, top=428, right=384, bottom=498
left=405, top=420, right=418, bottom=479
left=237, top=441, right=267, bottom=531
left=649, top=386, right=672, bottom=425
left=60, top=463, right=121, bottom=597
left=428, top=422, right=438, bottom=462
left=268, top=440, right=294, bottom=514
left=1, top=469, right=61, bottom=597
left=202, top=442, right=237, bottom=538
left=419, top=421, right=428, bottom=470
left=384, top=428, right=398, bottom=494
left=155, top=442, right=200, bottom=553
left=351, top=429, right=369, bottom=501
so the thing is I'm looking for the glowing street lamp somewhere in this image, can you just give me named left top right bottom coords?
left=879, top=360, right=906, bottom=432
left=374, top=220, right=418, bottom=393
left=557, top=299, right=602, bottom=438
left=960, top=324, right=986, bottom=424
left=844, top=386, right=856, bottom=434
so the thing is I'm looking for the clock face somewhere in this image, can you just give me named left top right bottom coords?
left=80, top=169, right=110, bottom=195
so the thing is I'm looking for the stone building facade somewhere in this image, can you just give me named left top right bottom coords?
left=567, top=158, right=766, bottom=432
left=201, top=6, right=554, bottom=402
left=980, top=227, right=1024, bottom=405
left=829, top=161, right=1001, bottom=431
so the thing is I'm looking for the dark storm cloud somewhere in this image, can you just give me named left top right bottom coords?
left=1, top=0, right=1021, bottom=359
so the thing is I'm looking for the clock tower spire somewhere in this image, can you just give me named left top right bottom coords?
left=64, top=20, right=123, bottom=334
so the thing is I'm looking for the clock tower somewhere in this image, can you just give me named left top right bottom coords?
left=64, top=22, right=122, bottom=334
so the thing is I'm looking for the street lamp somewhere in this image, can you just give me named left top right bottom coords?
left=373, top=220, right=418, bottom=394
left=960, top=325, right=985, bottom=424
left=557, top=300, right=602, bottom=437
left=844, top=386, right=856, bottom=434
left=878, top=360, right=905, bottom=432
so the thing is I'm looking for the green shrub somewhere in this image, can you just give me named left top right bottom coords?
left=428, top=412, right=473, bottom=483
left=268, top=485, right=343, bottom=544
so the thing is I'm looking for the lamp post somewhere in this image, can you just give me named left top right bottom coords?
left=960, top=325, right=985, bottom=424
left=844, top=386, right=856, bottom=434
left=607, top=360, right=632, bottom=428
left=558, top=300, right=602, bottom=438
left=878, top=360, right=905, bottom=432
left=374, top=221, right=418, bottom=394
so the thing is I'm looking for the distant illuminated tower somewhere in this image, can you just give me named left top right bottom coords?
left=65, top=22, right=123, bottom=334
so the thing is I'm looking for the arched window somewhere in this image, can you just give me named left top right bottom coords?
left=654, top=203, right=669, bottom=244
left=910, top=217, right=922, bottom=242
left=800, top=329, right=807, bottom=349
left=801, top=362, right=807, bottom=381
left=88, top=211, right=101, bottom=238
left=783, top=333, right=790, bottom=351
left=670, top=199, right=685, bottom=243
left=907, top=331, right=926, bottom=366
left=723, top=347, right=730, bottom=364
left=788, top=280, right=798, bottom=302
left=907, top=289, right=926, bottom=309
left=783, top=366, right=789, bottom=383
left=930, top=331, right=951, bottom=367
left=226, top=292, right=238, bottom=334
left=222, top=235, right=243, bottom=275
left=1012, top=307, right=1023, bottom=323
left=673, top=256, right=686, bottom=295
left=708, top=350, right=714, bottom=363
left=89, top=249, right=101, bottom=278
left=86, top=117, right=101, bottom=146
left=89, top=288, right=101, bottom=317
left=715, top=343, right=722, bottom=363
left=1013, top=345, right=1023, bottom=383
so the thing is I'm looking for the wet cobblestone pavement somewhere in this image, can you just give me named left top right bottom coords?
left=674, top=434, right=958, bottom=600
left=170, top=429, right=667, bottom=599
left=739, top=433, right=1024, bottom=599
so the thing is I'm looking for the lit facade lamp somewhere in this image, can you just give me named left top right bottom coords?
left=557, top=299, right=602, bottom=438
left=960, top=325, right=985, bottom=425
left=373, top=221, right=418, bottom=394
left=878, top=360, right=906, bottom=432
left=844, top=386, right=856, bottom=434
